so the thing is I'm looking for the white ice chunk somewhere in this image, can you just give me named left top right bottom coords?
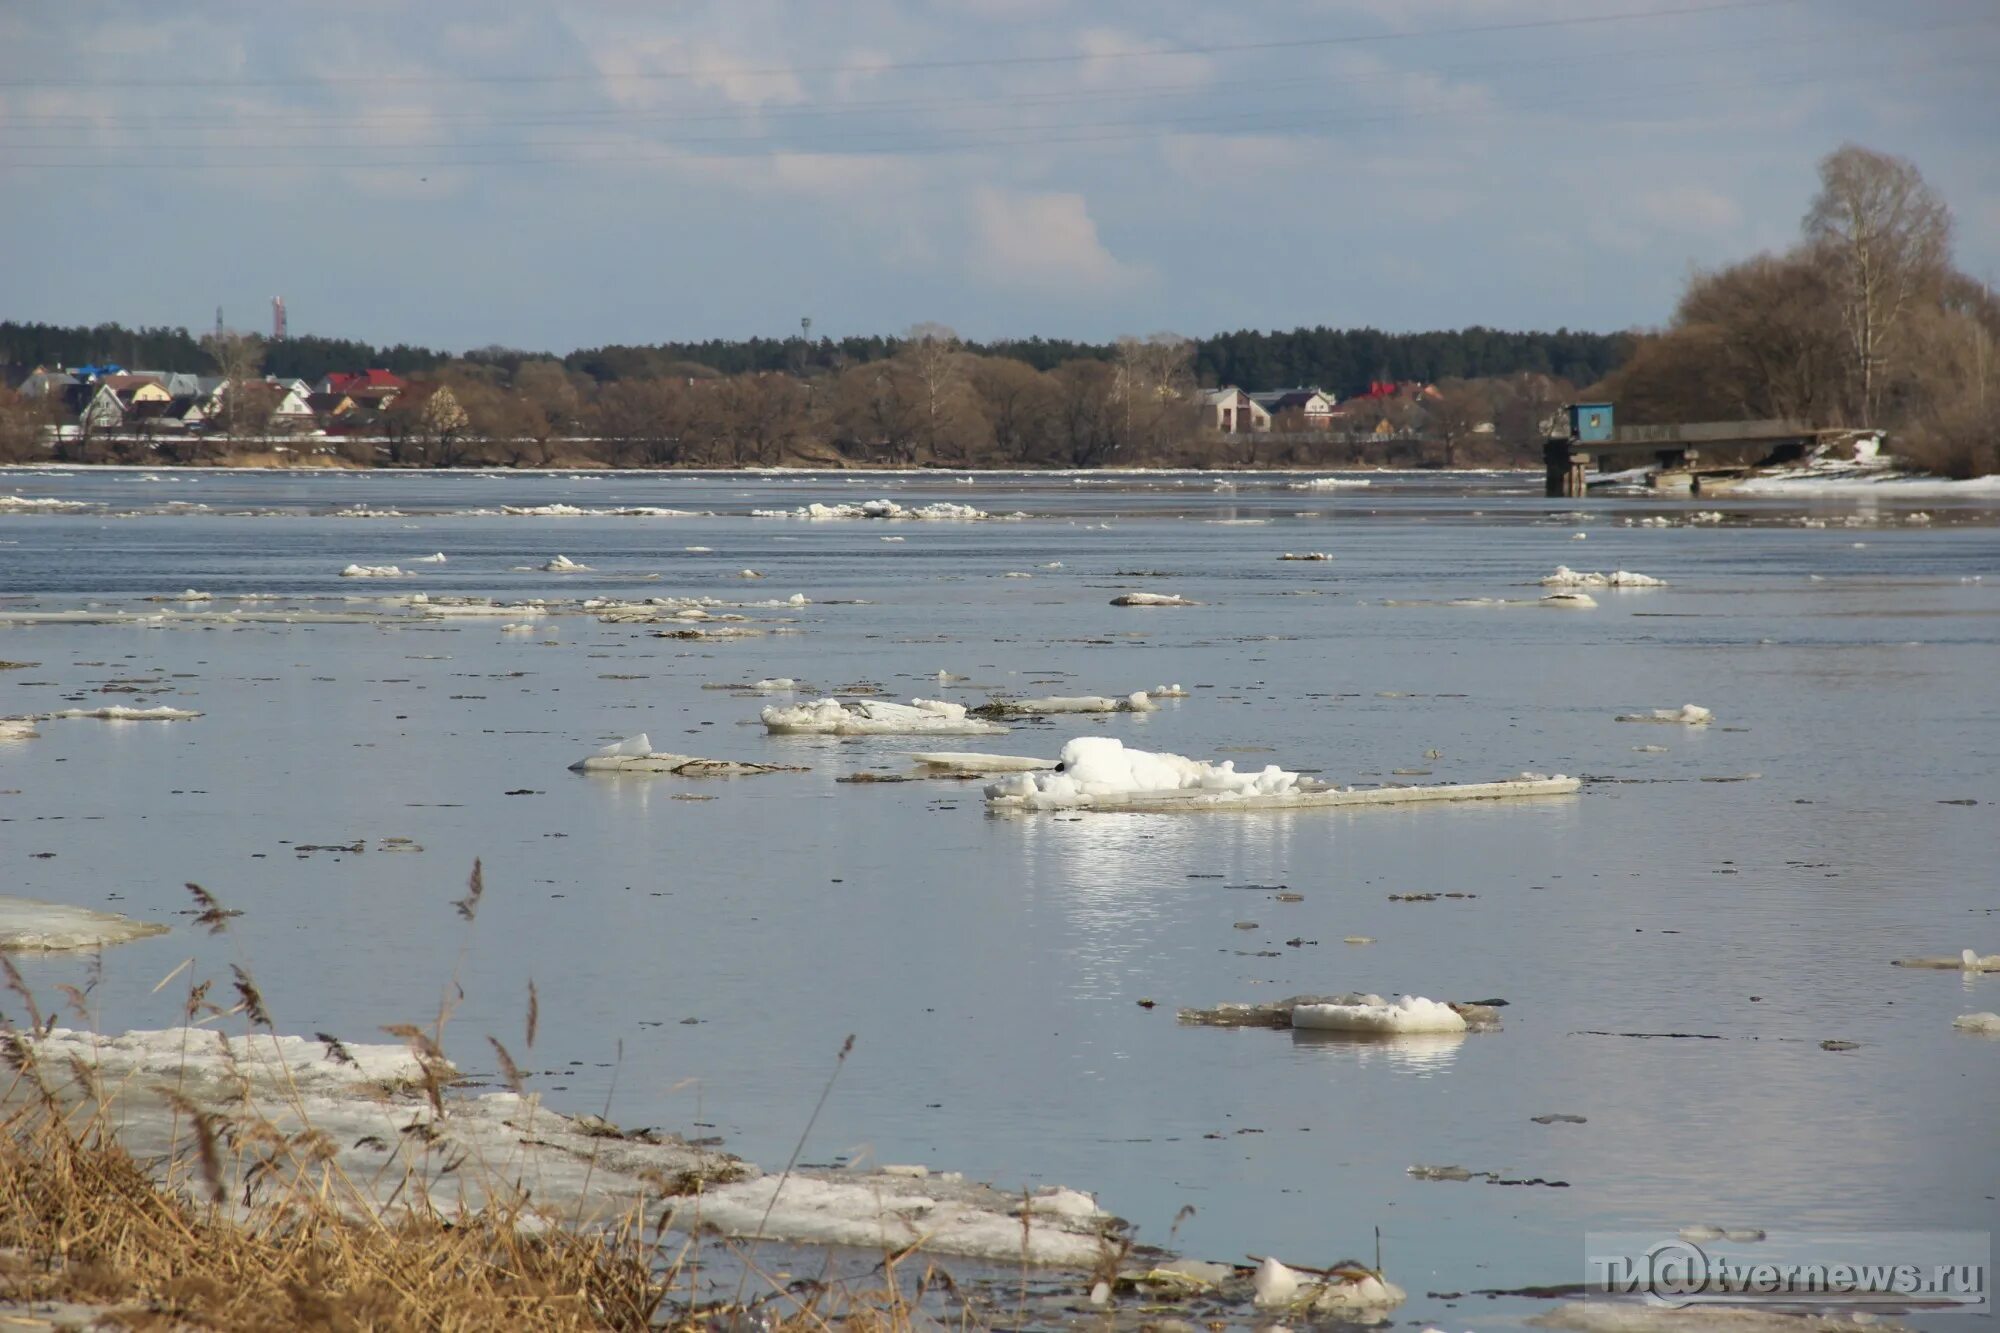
left=1254, top=1257, right=1301, bottom=1306
left=540, top=554, right=591, bottom=572
left=752, top=678, right=798, bottom=691
left=1541, top=566, right=1667, bottom=587
left=909, top=752, right=1057, bottom=772
left=1283, top=477, right=1372, bottom=490
left=1953, top=1012, right=2000, bottom=1034
left=985, top=737, right=1300, bottom=808
left=761, top=698, right=1008, bottom=736
left=0, top=897, right=169, bottom=951
left=411, top=552, right=448, bottom=563
left=1111, top=592, right=1197, bottom=607
left=47, top=705, right=202, bottom=722
left=339, top=564, right=407, bottom=579
left=1616, top=704, right=1713, bottom=725
left=1290, top=995, right=1468, bottom=1034
left=1539, top=592, right=1598, bottom=608
left=982, top=693, right=1157, bottom=715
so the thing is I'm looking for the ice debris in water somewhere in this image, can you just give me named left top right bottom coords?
left=1542, top=566, right=1667, bottom=587
left=0, top=897, right=170, bottom=952
left=0, top=719, right=39, bottom=742
left=1283, top=476, right=1372, bottom=490
left=975, top=692, right=1157, bottom=716
left=753, top=499, right=988, bottom=521
left=1892, top=949, right=2000, bottom=972
left=985, top=737, right=1299, bottom=808
left=761, top=698, right=1009, bottom=736
left=411, top=552, right=447, bottom=563
left=1152, top=683, right=1188, bottom=696
left=539, top=554, right=591, bottom=572
left=339, top=563, right=407, bottom=578
left=1111, top=592, right=1198, bottom=607
left=1252, top=1256, right=1405, bottom=1314
left=908, top=752, right=1056, bottom=772
left=1953, top=1012, right=2000, bottom=1034
left=1539, top=592, right=1598, bottom=608
left=1616, top=704, right=1713, bottom=725
left=1279, top=552, right=1333, bottom=561
left=48, top=705, right=202, bottom=722
left=571, top=734, right=800, bottom=776
left=752, top=678, right=798, bottom=691
left=1290, top=995, right=1468, bottom=1034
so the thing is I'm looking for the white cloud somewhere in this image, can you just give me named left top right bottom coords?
left=1073, top=27, right=1214, bottom=89
left=594, top=37, right=805, bottom=110
left=967, top=186, right=1145, bottom=293
left=1634, top=185, right=1744, bottom=234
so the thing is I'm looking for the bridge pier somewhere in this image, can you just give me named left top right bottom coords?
left=1544, top=440, right=1591, bottom=497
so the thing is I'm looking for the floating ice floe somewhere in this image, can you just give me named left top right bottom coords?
left=987, top=738, right=1579, bottom=813
left=1178, top=994, right=1504, bottom=1030
left=1291, top=995, right=1467, bottom=1034
left=539, top=555, right=591, bottom=572
left=974, top=692, right=1157, bottom=717
left=752, top=678, right=798, bottom=691
left=500, top=503, right=590, bottom=516
left=411, top=552, right=448, bottom=563
left=909, top=752, right=1057, bottom=773
left=143, top=588, right=212, bottom=602
left=0, top=897, right=170, bottom=951
left=1616, top=704, right=1713, bottom=725
left=500, top=623, right=538, bottom=634
left=1152, top=683, right=1188, bottom=696
left=1892, top=949, right=2000, bottom=972
left=762, top=698, right=1008, bottom=736
left=0, top=494, right=92, bottom=512
left=339, top=563, right=408, bottom=579
left=1111, top=592, right=1198, bottom=607
left=570, top=734, right=804, bottom=775
left=418, top=601, right=546, bottom=618
left=1954, top=1012, right=2000, bottom=1034
left=753, top=499, right=988, bottom=521
left=1251, top=1256, right=1405, bottom=1313
left=1542, top=566, right=1667, bottom=588
left=1279, top=552, right=1333, bottom=561
left=1283, top=477, right=1372, bottom=490
left=45, top=705, right=202, bottom=722
left=0, top=718, right=39, bottom=742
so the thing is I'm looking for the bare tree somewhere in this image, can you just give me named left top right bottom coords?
left=969, top=357, right=1053, bottom=464
left=895, top=323, right=985, bottom=463
left=0, top=386, right=52, bottom=462
left=1804, top=144, right=1953, bottom=424
left=200, top=330, right=267, bottom=437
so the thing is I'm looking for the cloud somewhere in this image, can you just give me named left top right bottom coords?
left=1634, top=185, right=1744, bottom=234
left=1073, top=27, right=1213, bottom=89
left=594, top=37, right=805, bottom=110
left=967, top=186, right=1145, bottom=293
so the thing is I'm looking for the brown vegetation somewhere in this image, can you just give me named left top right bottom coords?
left=1596, top=144, right=1997, bottom=477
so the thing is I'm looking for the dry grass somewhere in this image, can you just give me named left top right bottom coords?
left=0, top=870, right=973, bottom=1332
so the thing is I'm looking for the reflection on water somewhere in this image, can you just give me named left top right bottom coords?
left=1288, top=1026, right=1468, bottom=1075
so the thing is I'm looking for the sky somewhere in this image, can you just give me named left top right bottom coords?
left=2, top=0, right=1997, bottom=354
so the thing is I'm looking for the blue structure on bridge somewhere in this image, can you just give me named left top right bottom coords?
left=1566, top=403, right=1615, bottom=443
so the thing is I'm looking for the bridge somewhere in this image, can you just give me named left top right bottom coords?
left=1543, top=404, right=1838, bottom=497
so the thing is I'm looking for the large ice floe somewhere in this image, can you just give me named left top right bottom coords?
left=1954, top=1012, right=2000, bottom=1034
left=909, top=751, right=1057, bottom=773
left=1541, top=566, right=1666, bottom=588
left=338, top=563, right=408, bottom=579
left=1290, top=995, right=1467, bottom=1034
left=1616, top=704, right=1713, bottom=725
left=752, top=499, right=988, bottom=521
left=569, top=734, right=804, bottom=775
left=12, top=1025, right=1129, bottom=1266
left=761, top=698, right=1009, bottom=736
left=985, top=738, right=1579, bottom=812
left=1282, top=477, right=1373, bottom=490
left=538, top=554, right=592, bottom=572
left=43, top=705, right=203, bottom=722
left=0, top=897, right=169, bottom=951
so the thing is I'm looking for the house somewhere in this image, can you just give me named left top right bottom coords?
left=16, top=367, right=80, bottom=399
left=1249, top=387, right=1338, bottom=428
left=208, top=378, right=316, bottom=430
left=99, top=374, right=172, bottom=404
left=319, top=370, right=407, bottom=408
left=78, top=382, right=130, bottom=431
left=1199, top=386, right=1271, bottom=434
left=307, top=392, right=358, bottom=423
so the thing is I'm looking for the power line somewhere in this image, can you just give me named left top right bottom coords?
left=0, top=0, right=1808, bottom=90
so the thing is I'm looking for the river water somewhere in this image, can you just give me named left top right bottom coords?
left=3, top=466, right=1996, bottom=1328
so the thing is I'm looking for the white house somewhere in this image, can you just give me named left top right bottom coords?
left=1250, top=387, right=1338, bottom=428
left=1199, top=386, right=1271, bottom=434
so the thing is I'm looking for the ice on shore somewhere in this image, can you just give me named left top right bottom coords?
left=16, top=1024, right=1128, bottom=1266
left=977, top=692, right=1157, bottom=716
left=986, top=737, right=1300, bottom=809
left=1252, top=1255, right=1404, bottom=1313
left=762, top=698, right=1009, bottom=736
left=571, top=734, right=802, bottom=776
left=339, top=563, right=407, bottom=579
left=0, top=897, right=169, bottom=951
left=1616, top=704, right=1713, bottom=725
left=1542, top=566, right=1667, bottom=588
left=1893, top=949, right=2000, bottom=972
left=909, top=751, right=1057, bottom=772
left=539, top=555, right=591, bottom=572
left=1291, top=996, right=1468, bottom=1034
left=1111, top=592, right=1197, bottom=607
left=48, top=705, right=202, bottom=722
left=754, top=499, right=988, bottom=521
left=1953, top=1012, right=2000, bottom=1034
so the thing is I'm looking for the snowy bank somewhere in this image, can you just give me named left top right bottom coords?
left=569, top=735, right=804, bottom=775
left=761, top=698, right=1008, bottom=736
left=0, top=898, right=169, bottom=952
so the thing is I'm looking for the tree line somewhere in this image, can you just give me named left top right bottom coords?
left=1600, top=144, right=1998, bottom=477
left=3, top=317, right=1625, bottom=403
